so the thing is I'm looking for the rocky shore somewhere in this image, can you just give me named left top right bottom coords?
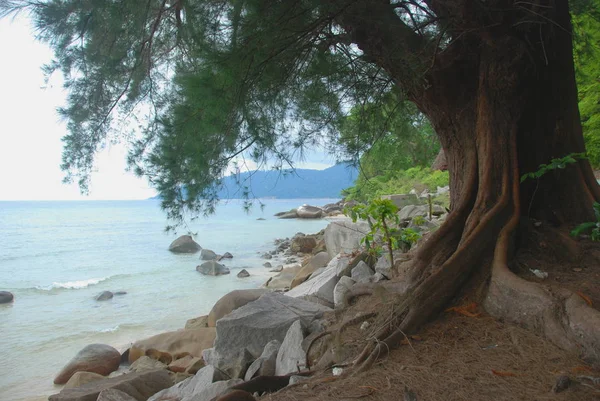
left=46, top=197, right=447, bottom=401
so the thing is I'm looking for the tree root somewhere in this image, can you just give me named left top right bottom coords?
left=484, top=260, right=600, bottom=366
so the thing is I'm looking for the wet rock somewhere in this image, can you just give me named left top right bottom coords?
left=200, top=249, right=219, bottom=260
left=95, top=291, right=114, bottom=301
left=169, top=235, right=201, bottom=253
left=196, top=261, right=230, bottom=276
left=237, top=269, right=250, bottom=278
left=54, top=344, right=121, bottom=385
left=0, top=291, right=14, bottom=304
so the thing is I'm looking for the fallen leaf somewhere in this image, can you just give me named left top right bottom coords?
left=572, top=365, right=594, bottom=374
left=572, top=268, right=583, bottom=272
left=445, top=302, right=481, bottom=317
left=491, top=369, right=517, bottom=377
left=576, top=291, right=593, bottom=306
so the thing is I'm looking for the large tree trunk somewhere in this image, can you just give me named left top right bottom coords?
left=340, top=0, right=600, bottom=371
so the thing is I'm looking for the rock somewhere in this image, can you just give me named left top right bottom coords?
left=324, top=219, right=370, bottom=258
left=196, top=261, right=230, bottom=276
left=148, top=365, right=236, bottom=401
left=372, top=272, right=387, bottom=282
left=381, top=194, right=420, bottom=209
left=351, top=261, right=374, bottom=284
left=285, top=254, right=352, bottom=308
left=269, top=265, right=283, bottom=273
left=169, top=235, right=202, bottom=253
left=374, top=251, right=406, bottom=279
left=203, top=347, right=254, bottom=379
left=296, top=205, right=323, bottom=219
left=264, top=265, right=302, bottom=289
left=185, top=358, right=206, bottom=375
left=220, top=252, right=234, bottom=259
left=208, top=293, right=329, bottom=373
left=185, top=315, right=209, bottom=329
left=277, top=210, right=298, bottom=219
left=64, top=371, right=107, bottom=389
left=54, top=344, right=121, bottom=385
left=257, top=217, right=266, bottom=221
left=408, top=216, right=441, bottom=231
left=290, top=236, right=318, bottom=253
left=263, top=262, right=272, bottom=268
left=129, top=328, right=216, bottom=364
left=208, top=289, right=269, bottom=327
left=200, top=249, right=219, bottom=260
left=275, top=320, right=306, bottom=375
left=431, top=149, right=448, bottom=171
left=552, top=375, right=571, bottom=393
left=113, top=291, right=127, bottom=296
left=244, top=340, right=281, bottom=381
left=129, top=356, right=167, bottom=372
left=262, top=253, right=273, bottom=259
left=49, top=369, right=172, bottom=401
left=237, top=269, right=250, bottom=278
left=290, top=252, right=332, bottom=288
left=309, top=267, right=326, bottom=279
left=120, top=349, right=130, bottom=365
left=97, top=388, right=138, bottom=401
left=0, top=291, right=14, bottom=304
left=168, top=355, right=196, bottom=373
left=398, top=204, right=445, bottom=221
left=333, top=276, right=356, bottom=308
left=95, top=291, right=114, bottom=301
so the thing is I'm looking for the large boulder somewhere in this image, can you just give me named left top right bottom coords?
left=264, top=265, right=302, bottom=290
left=333, top=276, right=356, bottom=309
left=169, top=235, right=202, bottom=253
left=244, top=340, right=280, bottom=381
left=203, top=347, right=254, bottom=379
left=398, top=204, right=445, bottom=221
left=290, top=252, right=332, bottom=288
left=0, top=291, right=14, bottom=304
left=381, top=194, right=420, bottom=209
left=64, top=372, right=107, bottom=389
left=207, top=289, right=269, bottom=327
left=196, top=261, right=230, bottom=276
left=285, top=254, right=353, bottom=308
left=324, top=219, right=370, bottom=258
left=206, top=293, right=329, bottom=373
left=200, top=249, right=219, bottom=260
left=374, top=250, right=407, bottom=279
left=148, top=365, right=230, bottom=401
left=129, top=329, right=216, bottom=364
left=351, top=261, right=374, bottom=284
left=49, top=369, right=172, bottom=401
left=275, top=320, right=306, bottom=375
left=276, top=209, right=298, bottom=219
left=290, top=236, right=318, bottom=253
left=185, top=315, right=209, bottom=329
left=296, top=205, right=323, bottom=219
left=54, top=344, right=121, bottom=385
left=97, top=388, right=138, bottom=401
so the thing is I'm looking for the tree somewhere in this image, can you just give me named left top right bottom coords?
left=3, top=0, right=600, bottom=370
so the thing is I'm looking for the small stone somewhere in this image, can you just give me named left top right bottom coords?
left=262, top=253, right=273, bottom=260
left=533, top=221, right=542, bottom=227
left=237, top=269, right=250, bottom=278
left=552, top=375, right=571, bottom=393
left=360, top=321, right=370, bottom=331
left=572, top=268, right=583, bottom=272
left=263, top=262, right=272, bottom=268
left=95, top=291, right=114, bottom=301
left=269, top=265, right=283, bottom=273
left=332, top=367, right=343, bottom=376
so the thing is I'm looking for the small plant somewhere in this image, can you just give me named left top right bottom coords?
left=571, top=202, right=600, bottom=241
left=345, top=199, right=421, bottom=266
left=412, top=215, right=426, bottom=226
left=520, top=152, right=587, bottom=183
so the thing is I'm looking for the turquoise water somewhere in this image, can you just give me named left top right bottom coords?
left=0, top=199, right=333, bottom=401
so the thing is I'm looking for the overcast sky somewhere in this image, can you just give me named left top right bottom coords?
left=0, top=16, right=333, bottom=201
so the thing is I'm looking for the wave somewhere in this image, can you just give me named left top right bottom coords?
left=23, top=274, right=133, bottom=293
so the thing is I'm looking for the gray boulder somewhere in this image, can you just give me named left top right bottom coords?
left=333, top=276, right=356, bottom=309
left=324, top=219, right=370, bottom=258
left=381, top=194, right=420, bottom=209
left=244, top=340, right=280, bottom=381
left=97, top=388, right=138, bottom=401
left=49, top=369, right=171, bottom=401
left=296, top=205, right=323, bottom=219
left=237, top=269, right=250, bottom=278
left=275, top=320, right=306, bottom=375
left=202, top=347, right=254, bottom=379
left=220, top=252, right=234, bottom=259
left=200, top=249, right=219, bottom=260
left=398, top=204, right=445, bottom=221
left=0, top=291, right=14, bottom=304
left=374, top=251, right=406, bottom=279
left=277, top=209, right=298, bottom=219
left=351, top=261, right=374, bottom=284
left=148, top=365, right=226, bottom=401
left=290, top=252, right=332, bottom=288
left=196, top=261, right=230, bottom=276
left=207, top=289, right=269, bottom=327
left=169, top=235, right=202, bottom=253
left=95, top=291, right=113, bottom=301
left=263, top=262, right=272, bottom=268
left=285, top=254, right=352, bottom=308
left=207, top=293, right=329, bottom=373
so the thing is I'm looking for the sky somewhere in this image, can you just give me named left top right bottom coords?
left=0, top=16, right=334, bottom=201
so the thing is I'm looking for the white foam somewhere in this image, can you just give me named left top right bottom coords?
left=36, top=277, right=110, bottom=290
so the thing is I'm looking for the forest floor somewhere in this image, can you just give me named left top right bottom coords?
left=264, top=228, right=600, bottom=401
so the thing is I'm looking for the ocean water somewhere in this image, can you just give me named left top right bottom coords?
left=0, top=199, right=334, bottom=401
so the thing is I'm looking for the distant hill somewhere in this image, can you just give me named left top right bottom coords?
left=217, top=163, right=358, bottom=199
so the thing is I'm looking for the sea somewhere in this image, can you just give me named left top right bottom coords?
left=0, top=199, right=335, bottom=401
